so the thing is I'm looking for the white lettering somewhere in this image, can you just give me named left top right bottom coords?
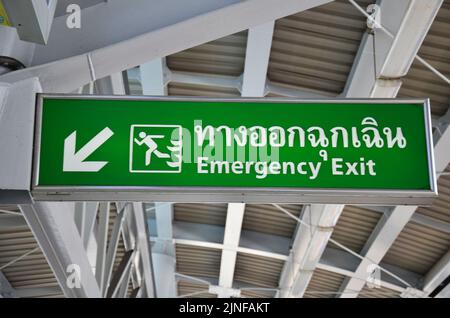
left=345, top=162, right=358, bottom=175
left=232, top=161, right=243, bottom=174
left=211, top=161, right=230, bottom=174
left=282, top=161, right=295, bottom=174
left=297, top=162, right=307, bottom=175
left=197, top=157, right=209, bottom=174
left=367, top=159, right=376, bottom=175
left=269, top=161, right=281, bottom=175
left=332, top=158, right=343, bottom=175
left=309, top=162, right=321, bottom=180
left=255, top=162, right=268, bottom=179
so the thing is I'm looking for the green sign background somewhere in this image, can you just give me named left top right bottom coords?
left=35, top=97, right=432, bottom=191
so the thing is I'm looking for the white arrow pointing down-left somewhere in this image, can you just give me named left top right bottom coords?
left=63, top=127, right=114, bottom=172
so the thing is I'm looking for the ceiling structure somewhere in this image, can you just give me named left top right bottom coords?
left=0, top=0, right=450, bottom=298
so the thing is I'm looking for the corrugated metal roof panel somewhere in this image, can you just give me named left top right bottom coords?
left=177, top=280, right=216, bottom=298
left=234, top=253, right=284, bottom=288
left=397, top=0, right=450, bottom=116
left=0, top=205, right=20, bottom=213
left=0, top=223, right=63, bottom=296
left=16, top=286, right=65, bottom=298
left=416, top=171, right=450, bottom=224
left=176, top=244, right=222, bottom=278
left=328, top=205, right=382, bottom=253
left=128, top=78, right=142, bottom=95
left=168, top=82, right=240, bottom=97
left=242, top=204, right=302, bottom=238
left=174, top=203, right=228, bottom=226
left=382, top=221, right=450, bottom=275
left=304, top=268, right=346, bottom=298
left=358, top=285, right=401, bottom=298
left=268, top=0, right=371, bottom=95
left=107, top=204, right=127, bottom=275
left=240, top=289, right=276, bottom=298
left=167, top=32, right=247, bottom=77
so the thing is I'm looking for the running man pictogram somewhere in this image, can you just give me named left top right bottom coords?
left=134, top=132, right=170, bottom=166
left=129, top=124, right=182, bottom=173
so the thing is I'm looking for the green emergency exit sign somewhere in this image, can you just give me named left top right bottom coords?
left=32, top=95, right=437, bottom=204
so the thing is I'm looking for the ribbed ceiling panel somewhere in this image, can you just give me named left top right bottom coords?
left=304, top=268, right=346, bottom=298
left=168, top=82, right=240, bottom=97
left=234, top=253, right=284, bottom=288
left=167, top=32, right=247, bottom=77
left=240, top=289, right=276, bottom=298
left=177, top=280, right=216, bottom=298
left=328, top=205, right=382, bottom=253
left=107, top=204, right=127, bottom=275
left=268, top=0, right=371, bottom=95
left=174, top=203, right=228, bottom=226
left=0, top=224, right=63, bottom=295
left=0, top=205, right=20, bottom=213
left=358, top=285, right=401, bottom=298
left=382, top=221, right=450, bottom=275
left=397, top=0, right=450, bottom=116
left=416, top=170, right=450, bottom=224
left=176, top=244, right=222, bottom=278
left=242, top=204, right=301, bottom=238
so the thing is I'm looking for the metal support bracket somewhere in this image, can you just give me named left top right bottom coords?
left=366, top=4, right=381, bottom=30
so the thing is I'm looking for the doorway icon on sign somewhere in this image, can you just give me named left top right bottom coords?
left=129, top=125, right=182, bottom=173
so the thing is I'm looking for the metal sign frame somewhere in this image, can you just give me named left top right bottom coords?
left=31, top=94, right=437, bottom=205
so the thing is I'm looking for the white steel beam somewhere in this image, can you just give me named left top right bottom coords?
left=435, top=281, right=450, bottom=298
left=106, top=250, right=134, bottom=298
left=168, top=239, right=417, bottom=294
left=171, top=221, right=291, bottom=259
left=130, top=287, right=141, bottom=298
left=278, top=205, right=344, bottom=297
left=32, top=0, right=241, bottom=65
left=95, top=202, right=110, bottom=294
left=0, top=78, right=41, bottom=204
left=94, top=73, right=126, bottom=95
left=2, top=0, right=57, bottom=44
left=339, top=121, right=450, bottom=297
left=19, top=202, right=101, bottom=298
left=102, top=203, right=127, bottom=296
left=132, top=202, right=156, bottom=298
left=0, top=271, right=16, bottom=298
left=344, top=0, right=443, bottom=97
left=0, top=26, right=35, bottom=71
left=360, top=206, right=450, bottom=234
left=118, top=202, right=136, bottom=252
left=423, top=250, right=450, bottom=296
left=140, top=59, right=168, bottom=96
left=213, top=22, right=276, bottom=295
left=213, top=22, right=276, bottom=296
left=117, top=264, right=134, bottom=298
left=241, top=22, right=274, bottom=97
left=165, top=221, right=421, bottom=294
left=74, top=202, right=99, bottom=249
left=336, top=0, right=444, bottom=298
left=0, top=0, right=333, bottom=93
left=151, top=203, right=176, bottom=298
left=318, top=247, right=421, bottom=293
left=217, top=203, right=245, bottom=297
left=338, top=207, right=417, bottom=297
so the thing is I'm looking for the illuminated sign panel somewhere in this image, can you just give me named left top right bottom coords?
left=33, top=95, right=436, bottom=204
